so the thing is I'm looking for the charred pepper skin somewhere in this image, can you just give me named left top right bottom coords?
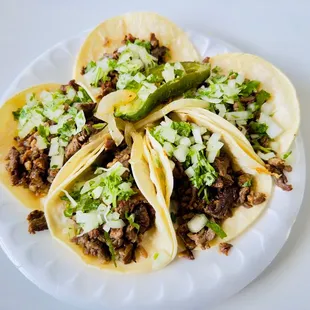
left=114, top=62, right=211, bottom=121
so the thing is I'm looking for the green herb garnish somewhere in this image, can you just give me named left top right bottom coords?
left=242, top=180, right=252, bottom=187
left=206, top=220, right=227, bottom=239
left=283, top=151, right=292, bottom=160
left=12, top=108, right=21, bottom=120
left=125, top=212, right=140, bottom=231
left=104, top=231, right=117, bottom=267
left=92, top=123, right=107, bottom=130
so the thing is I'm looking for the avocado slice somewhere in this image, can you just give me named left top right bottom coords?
left=114, top=62, right=211, bottom=122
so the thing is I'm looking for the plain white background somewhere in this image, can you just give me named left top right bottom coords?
left=0, top=1, right=309, bottom=309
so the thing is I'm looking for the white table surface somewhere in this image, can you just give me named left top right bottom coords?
left=0, top=1, right=309, bottom=309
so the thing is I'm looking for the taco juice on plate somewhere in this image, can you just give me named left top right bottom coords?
left=44, top=132, right=176, bottom=272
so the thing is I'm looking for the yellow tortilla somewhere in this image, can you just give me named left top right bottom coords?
left=0, top=84, right=108, bottom=210
left=209, top=53, right=300, bottom=156
left=44, top=132, right=177, bottom=273
left=143, top=100, right=273, bottom=249
left=74, top=12, right=200, bottom=101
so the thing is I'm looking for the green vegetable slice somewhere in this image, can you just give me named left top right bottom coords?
left=114, top=62, right=211, bottom=121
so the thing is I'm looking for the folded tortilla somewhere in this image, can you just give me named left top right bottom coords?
left=74, top=12, right=200, bottom=100
left=140, top=100, right=273, bottom=249
left=0, top=84, right=107, bottom=210
left=44, top=132, right=177, bottom=273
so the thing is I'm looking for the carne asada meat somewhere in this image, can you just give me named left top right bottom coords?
left=66, top=145, right=155, bottom=265
left=173, top=151, right=265, bottom=258
left=219, top=242, right=233, bottom=256
left=5, top=81, right=104, bottom=196
left=27, top=210, right=48, bottom=234
left=266, top=157, right=293, bottom=191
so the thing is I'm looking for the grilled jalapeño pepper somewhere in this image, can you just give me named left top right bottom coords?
left=114, top=62, right=211, bottom=121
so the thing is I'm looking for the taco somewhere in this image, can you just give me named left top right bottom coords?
left=138, top=101, right=272, bottom=258
left=0, top=80, right=107, bottom=211
left=185, top=53, right=300, bottom=190
left=44, top=131, right=177, bottom=272
left=74, top=12, right=211, bottom=121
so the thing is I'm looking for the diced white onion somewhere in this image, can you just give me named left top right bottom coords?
left=18, top=121, right=35, bottom=139
left=270, top=141, right=280, bottom=153
left=108, top=219, right=126, bottom=229
left=235, top=73, right=245, bottom=85
left=179, top=137, right=192, bottom=147
left=201, top=96, right=222, bottom=104
left=173, top=145, right=189, bottom=163
left=67, top=88, right=76, bottom=100
left=259, top=113, right=283, bottom=139
left=76, top=210, right=103, bottom=234
left=162, top=63, right=175, bottom=82
left=191, top=124, right=203, bottom=144
left=215, top=103, right=227, bottom=117
left=191, top=143, right=205, bottom=152
left=185, top=166, right=195, bottom=178
left=163, top=142, right=174, bottom=156
left=257, top=151, right=276, bottom=161
left=36, top=136, right=47, bottom=150
left=50, top=152, right=64, bottom=169
left=49, top=137, right=59, bottom=156
left=187, top=214, right=208, bottom=233
left=75, top=110, right=86, bottom=134
left=118, top=182, right=132, bottom=192
left=207, top=133, right=224, bottom=163
left=92, top=186, right=103, bottom=199
left=160, top=127, right=177, bottom=143
left=261, top=102, right=274, bottom=115
left=225, top=111, right=251, bottom=121
left=49, top=125, right=59, bottom=134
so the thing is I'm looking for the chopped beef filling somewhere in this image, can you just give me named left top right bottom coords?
left=5, top=80, right=105, bottom=196
left=71, top=147, right=155, bottom=265
left=219, top=242, right=233, bottom=256
left=266, top=157, right=293, bottom=191
left=173, top=151, right=266, bottom=259
left=27, top=210, right=48, bottom=234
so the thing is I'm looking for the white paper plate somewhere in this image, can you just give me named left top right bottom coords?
left=0, top=30, right=305, bottom=310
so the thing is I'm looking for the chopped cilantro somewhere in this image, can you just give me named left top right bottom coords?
left=125, top=212, right=140, bottom=231
left=241, top=80, right=260, bottom=96
left=242, top=180, right=252, bottom=187
left=92, top=123, right=106, bottom=130
left=134, top=39, right=151, bottom=53
left=84, top=61, right=96, bottom=73
left=183, top=89, right=197, bottom=99
left=189, top=151, right=218, bottom=190
left=206, top=220, right=227, bottom=239
left=83, top=125, right=91, bottom=135
left=12, top=108, right=21, bottom=120
left=211, top=66, right=222, bottom=74
left=252, top=140, right=273, bottom=154
left=249, top=122, right=268, bottom=135
left=104, top=231, right=117, bottom=267
left=64, top=207, right=75, bottom=218
left=38, top=124, right=50, bottom=138
left=283, top=151, right=292, bottom=160
left=171, top=121, right=192, bottom=137
left=153, top=252, right=159, bottom=260
left=256, top=90, right=271, bottom=107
